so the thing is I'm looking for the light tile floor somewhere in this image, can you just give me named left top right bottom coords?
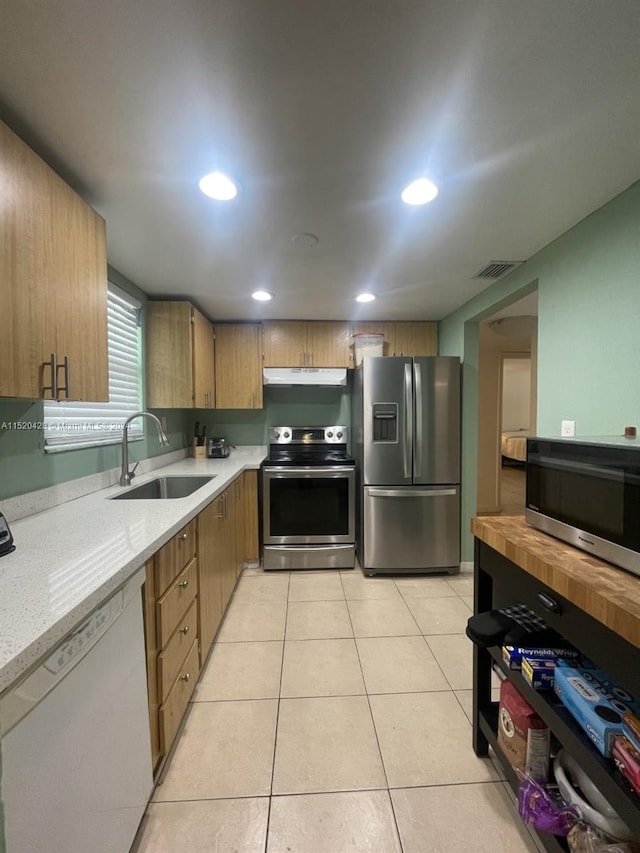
left=133, top=565, right=540, bottom=853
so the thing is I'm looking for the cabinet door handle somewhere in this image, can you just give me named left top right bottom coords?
left=180, top=672, right=191, bottom=683
left=41, top=353, right=58, bottom=399
left=179, top=533, right=189, bottom=542
left=536, top=591, right=561, bottom=614
left=180, top=625, right=190, bottom=635
left=57, top=356, right=70, bottom=399
left=179, top=579, right=189, bottom=589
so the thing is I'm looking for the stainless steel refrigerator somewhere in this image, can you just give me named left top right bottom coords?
left=352, top=356, right=461, bottom=575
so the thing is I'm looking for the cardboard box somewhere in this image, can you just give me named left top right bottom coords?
left=497, top=679, right=550, bottom=781
left=612, top=734, right=640, bottom=796
left=553, top=661, right=640, bottom=757
left=502, top=645, right=580, bottom=671
left=521, top=657, right=557, bottom=691
left=623, top=711, right=640, bottom=752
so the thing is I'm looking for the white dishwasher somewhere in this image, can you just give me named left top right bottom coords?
left=0, top=567, right=153, bottom=853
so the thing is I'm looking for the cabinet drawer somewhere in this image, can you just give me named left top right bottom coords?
left=157, top=598, right=198, bottom=704
left=156, top=558, right=198, bottom=648
left=158, top=639, right=200, bottom=755
left=155, top=519, right=197, bottom=596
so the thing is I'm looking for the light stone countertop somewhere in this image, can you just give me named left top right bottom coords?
left=0, top=446, right=267, bottom=695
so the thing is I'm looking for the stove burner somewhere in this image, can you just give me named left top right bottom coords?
left=264, top=425, right=354, bottom=466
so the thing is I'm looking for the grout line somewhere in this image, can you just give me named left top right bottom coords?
left=264, top=569, right=291, bottom=852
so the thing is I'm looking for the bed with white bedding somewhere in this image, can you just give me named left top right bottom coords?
left=501, top=429, right=529, bottom=463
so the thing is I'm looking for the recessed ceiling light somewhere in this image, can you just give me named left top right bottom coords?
left=355, top=293, right=376, bottom=303
left=401, top=177, right=438, bottom=206
left=252, top=290, right=273, bottom=302
left=198, top=171, right=237, bottom=201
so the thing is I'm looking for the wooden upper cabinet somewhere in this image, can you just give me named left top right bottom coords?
left=262, top=321, right=307, bottom=367
left=214, top=324, right=263, bottom=409
left=0, top=120, right=108, bottom=401
left=262, top=320, right=351, bottom=368
left=393, top=322, right=438, bottom=357
left=192, top=308, right=215, bottom=408
left=146, top=301, right=214, bottom=409
left=306, top=321, right=351, bottom=367
left=351, top=321, right=438, bottom=358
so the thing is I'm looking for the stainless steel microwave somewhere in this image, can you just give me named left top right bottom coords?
left=526, top=436, right=640, bottom=578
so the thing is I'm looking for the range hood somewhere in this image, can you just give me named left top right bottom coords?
left=263, top=367, right=347, bottom=387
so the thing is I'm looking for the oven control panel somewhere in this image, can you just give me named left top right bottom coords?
left=269, top=426, right=348, bottom=444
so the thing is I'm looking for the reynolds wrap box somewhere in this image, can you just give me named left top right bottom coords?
left=521, top=657, right=557, bottom=691
left=553, top=661, right=640, bottom=756
left=502, top=645, right=581, bottom=671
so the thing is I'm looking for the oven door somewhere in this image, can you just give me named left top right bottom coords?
left=263, top=465, right=355, bottom=545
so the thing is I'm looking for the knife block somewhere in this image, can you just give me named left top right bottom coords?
left=192, top=440, right=206, bottom=458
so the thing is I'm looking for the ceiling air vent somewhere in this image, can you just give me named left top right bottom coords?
left=474, top=261, right=521, bottom=280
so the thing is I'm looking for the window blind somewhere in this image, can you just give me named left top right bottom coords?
left=44, top=284, right=143, bottom=451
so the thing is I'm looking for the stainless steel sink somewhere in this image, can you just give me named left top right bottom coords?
left=110, top=475, right=215, bottom=500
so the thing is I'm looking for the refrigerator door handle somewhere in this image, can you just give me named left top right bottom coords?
left=413, top=361, right=423, bottom=478
left=367, top=488, right=457, bottom=498
left=404, top=362, right=412, bottom=479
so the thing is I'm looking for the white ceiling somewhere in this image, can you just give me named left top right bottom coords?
left=1, top=1, right=639, bottom=322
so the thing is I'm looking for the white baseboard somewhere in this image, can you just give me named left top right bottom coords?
left=459, top=561, right=474, bottom=574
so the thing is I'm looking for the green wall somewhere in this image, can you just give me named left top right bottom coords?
left=439, top=179, right=640, bottom=559
left=191, top=383, right=353, bottom=448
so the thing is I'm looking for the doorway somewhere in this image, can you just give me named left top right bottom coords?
left=498, top=354, right=531, bottom=514
left=476, top=293, right=537, bottom=516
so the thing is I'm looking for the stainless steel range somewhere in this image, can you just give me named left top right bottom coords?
left=261, top=426, right=355, bottom=571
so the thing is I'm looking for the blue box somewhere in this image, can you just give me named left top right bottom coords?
left=553, top=661, right=640, bottom=756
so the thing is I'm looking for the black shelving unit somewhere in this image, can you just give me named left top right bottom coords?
left=479, top=703, right=567, bottom=852
left=472, top=538, right=640, bottom=848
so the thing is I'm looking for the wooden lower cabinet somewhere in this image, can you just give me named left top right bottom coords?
left=197, top=495, right=226, bottom=659
left=242, top=470, right=259, bottom=564
left=142, top=558, right=161, bottom=770
left=198, top=473, right=258, bottom=663
left=159, top=639, right=200, bottom=754
left=143, top=520, right=200, bottom=773
left=220, top=484, right=238, bottom=614
left=143, top=473, right=259, bottom=773
left=157, top=598, right=198, bottom=700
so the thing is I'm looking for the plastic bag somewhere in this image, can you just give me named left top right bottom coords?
left=518, top=773, right=578, bottom=836
left=567, top=820, right=640, bottom=852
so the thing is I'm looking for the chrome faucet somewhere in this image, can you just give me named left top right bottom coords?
left=119, top=412, right=170, bottom=486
